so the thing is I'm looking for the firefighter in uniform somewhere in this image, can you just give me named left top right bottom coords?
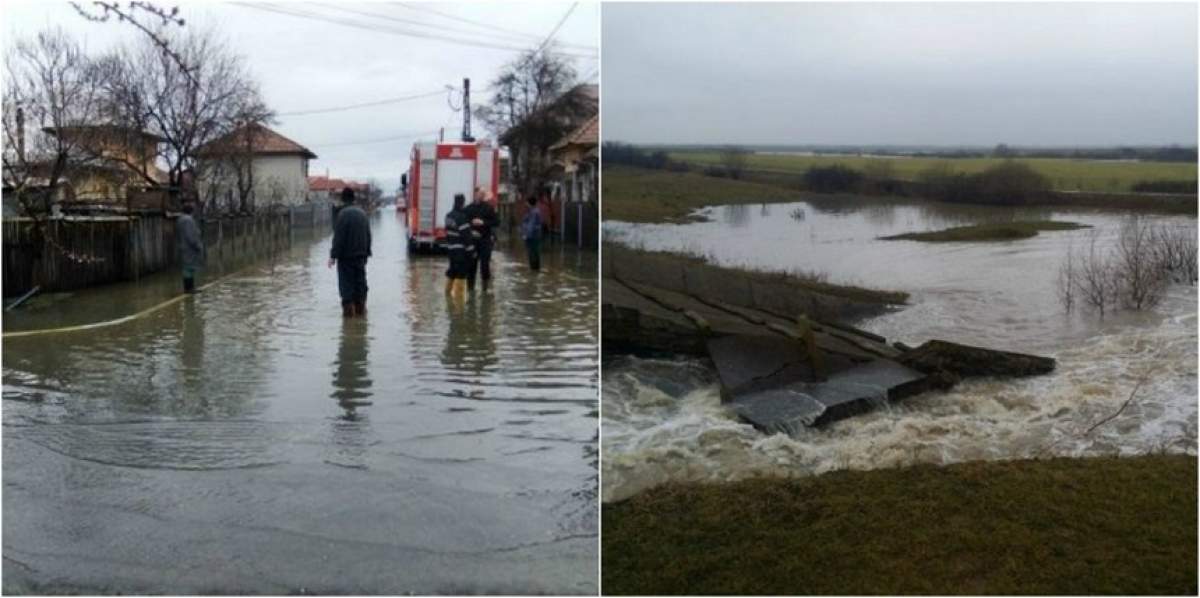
left=444, top=193, right=474, bottom=298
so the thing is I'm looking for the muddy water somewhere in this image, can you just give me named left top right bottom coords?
left=3, top=213, right=598, bottom=594
left=603, top=199, right=1196, bottom=502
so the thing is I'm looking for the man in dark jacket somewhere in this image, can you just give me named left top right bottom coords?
left=520, top=195, right=542, bottom=271
left=178, top=202, right=204, bottom=293
left=328, top=187, right=372, bottom=317
left=463, top=186, right=499, bottom=291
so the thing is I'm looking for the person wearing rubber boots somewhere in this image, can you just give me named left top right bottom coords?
left=444, top=193, right=474, bottom=299
left=464, top=186, right=499, bottom=291
left=328, top=187, right=372, bottom=317
left=177, top=202, right=204, bottom=293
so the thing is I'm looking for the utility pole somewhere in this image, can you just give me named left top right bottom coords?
left=461, top=77, right=474, bottom=143
left=16, top=106, right=25, bottom=163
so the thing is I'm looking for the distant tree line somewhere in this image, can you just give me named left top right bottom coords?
left=605, top=141, right=1194, bottom=206
left=603, top=142, right=674, bottom=170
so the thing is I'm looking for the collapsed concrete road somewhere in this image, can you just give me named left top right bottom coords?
left=602, top=245, right=1056, bottom=433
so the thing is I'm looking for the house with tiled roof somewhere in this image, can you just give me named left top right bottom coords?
left=35, top=125, right=167, bottom=210
left=548, top=113, right=598, bottom=205
left=195, top=123, right=317, bottom=210
left=308, top=175, right=372, bottom=204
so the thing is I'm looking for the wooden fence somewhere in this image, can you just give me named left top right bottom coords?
left=3, top=212, right=294, bottom=297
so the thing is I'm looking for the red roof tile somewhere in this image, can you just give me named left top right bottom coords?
left=197, top=123, right=317, bottom=159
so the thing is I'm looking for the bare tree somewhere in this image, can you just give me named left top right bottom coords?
left=100, top=24, right=271, bottom=211
left=2, top=28, right=106, bottom=216
left=1056, top=238, right=1076, bottom=313
left=719, top=145, right=749, bottom=180
left=475, top=45, right=594, bottom=196
left=1114, top=216, right=1168, bottom=310
left=1150, top=224, right=1198, bottom=285
left=1075, top=230, right=1119, bottom=317
left=1058, top=218, right=1190, bottom=316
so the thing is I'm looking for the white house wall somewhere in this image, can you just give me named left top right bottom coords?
left=252, top=155, right=309, bottom=207
left=198, top=155, right=311, bottom=209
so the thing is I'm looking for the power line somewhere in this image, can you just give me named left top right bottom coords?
left=316, top=2, right=578, bottom=49
left=231, top=2, right=596, bottom=58
left=309, top=129, right=443, bottom=148
left=390, top=2, right=597, bottom=52
left=536, top=2, right=579, bottom=55
left=277, top=89, right=449, bottom=117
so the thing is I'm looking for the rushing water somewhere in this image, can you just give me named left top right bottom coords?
left=2, top=213, right=598, bottom=594
left=603, top=198, right=1197, bottom=502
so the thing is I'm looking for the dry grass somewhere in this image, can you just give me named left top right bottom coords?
left=602, top=455, right=1198, bottom=595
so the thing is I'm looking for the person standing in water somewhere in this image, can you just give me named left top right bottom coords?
left=177, top=202, right=204, bottom=293
left=521, top=195, right=543, bottom=271
left=464, top=186, right=499, bottom=291
left=328, top=187, right=372, bottom=317
left=444, top=193, right=474, bottom=298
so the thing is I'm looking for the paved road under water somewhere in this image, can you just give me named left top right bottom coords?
left=604, top=199, right=1196, bottom=502
left=3, top=212, right=598, bottom=594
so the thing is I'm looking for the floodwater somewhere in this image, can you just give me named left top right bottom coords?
left=3, top=213, right=598, bottom=594
left=603, top=198, right=1197, bottom=502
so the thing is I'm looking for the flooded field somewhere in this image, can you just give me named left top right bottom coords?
left=603, top=199, right=1197, bottom=502
left=3, top=214, right=598, bottom=594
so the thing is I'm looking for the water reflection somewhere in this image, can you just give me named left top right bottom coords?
left=722, top=204, right=750, bottom=227
left=439, top=293, right=499, bottom=391
left=331, top=317, right=373, bottom=420
left=180, top=299, right=206, bottom=409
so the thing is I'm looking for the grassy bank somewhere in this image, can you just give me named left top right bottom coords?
left=602, top=454, right=1198, bottom=595
left=880, top=220, right=1089, bottom=242
left=602, top=165, right=807, bottom=223
left=667, top=151, right=1198, bottom=193
left=605, top=242, right=909, bottom=306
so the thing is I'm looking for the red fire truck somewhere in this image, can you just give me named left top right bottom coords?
left=404, top=139, right=507, bottom=253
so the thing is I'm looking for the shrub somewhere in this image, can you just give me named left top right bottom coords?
left=1131, top=180, right=1198, bottom=194
left=803, top=164, right=863, bottom=193
left=920, top=160, right=1050, bottom=206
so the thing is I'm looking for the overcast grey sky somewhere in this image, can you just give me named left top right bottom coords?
left=602, top=2, right=1197, bottom=147
left=3, top=1, right=598, bottom=188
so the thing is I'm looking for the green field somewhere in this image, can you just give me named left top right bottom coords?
left=669, top=151, right=1197, bottom=193
left=602, top=454, right=1198, bottom=595
left=602, top=165, right=808, bottom=223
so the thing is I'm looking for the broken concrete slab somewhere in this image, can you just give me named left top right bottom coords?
left=898, top=340, right=1056, bottom=378
left=708, top=335, right=816, bottom=398
left=729, top=359, right=927, bottom=431
left=602, top=247, right=1058, bottom=433
left=727, top=387, right=826, bottom=435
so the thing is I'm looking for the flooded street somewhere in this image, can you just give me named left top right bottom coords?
left=604, top=199, right=1197, bottom=502
left=3, top=213, right=598, bottom=594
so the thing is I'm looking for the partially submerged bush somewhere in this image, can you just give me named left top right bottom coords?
left=1059, top=217, right=1196, bottom=315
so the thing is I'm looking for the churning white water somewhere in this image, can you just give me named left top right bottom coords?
left=603, top=200, right=1197, bottom=502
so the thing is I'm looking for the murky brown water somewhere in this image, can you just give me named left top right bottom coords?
left=604, top=198, right=1197, bottom=502
left=3, top=213, right=598, bottom=594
